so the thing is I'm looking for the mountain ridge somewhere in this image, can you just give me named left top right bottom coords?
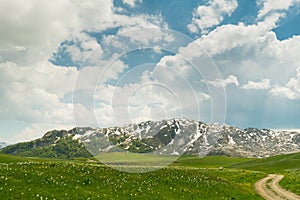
left=2, top=118, right=300, bottom=159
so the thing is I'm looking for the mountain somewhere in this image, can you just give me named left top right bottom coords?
left=210, top=125, right=300, bottom=157
left=2, top=119, right=300, bottom=159
left=1, top=129, right=92, bottom=159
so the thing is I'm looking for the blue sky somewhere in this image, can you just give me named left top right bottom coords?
left=1, top=0, right=300, bottom=143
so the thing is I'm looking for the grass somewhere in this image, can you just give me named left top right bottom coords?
left=173, top=155, right=254, bottom=168
left=228, top=152, right=300, bottom=172
left=0, top=153, right=266, bottom=199
left=0, top=152, right=299, bottom=199
left=95, top=152, right=177, bottom=165
left=280, top=170, right=300, bottom=195
left=95, top=153, right=255, bottom=173
left=0, top=153, right=29, bottom=163
left=228, top=152, right=300, bottom=196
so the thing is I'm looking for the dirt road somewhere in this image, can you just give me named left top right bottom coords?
left=255, top=174, right=300, bottom=200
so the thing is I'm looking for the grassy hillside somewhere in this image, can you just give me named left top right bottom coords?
left=173, top=155, right=254, bottom=168
left=280, top=171, right=300, bottom=196
left=1, top=152, right=299, bottom=199
left=95, top=152, right=176, bottom=164
left=228, top=152, right=300, bottom=195
left=0, top=154, right=265, bottom=199
left=228, top=152, right=300, bottom=172
left=0, top=153, right=29, bottom=163
left=1, top=129, right=92, bottom=159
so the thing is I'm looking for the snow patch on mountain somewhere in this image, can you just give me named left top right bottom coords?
left=13, top=119, right=299, bottom=158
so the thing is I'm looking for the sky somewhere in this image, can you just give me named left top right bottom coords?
left=1, top=0, right=300, bottom=143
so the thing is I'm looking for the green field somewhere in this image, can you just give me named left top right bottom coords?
left=0, top=152, right=299, bottom=199
left=228, top=152, right=300, bottom=172
left=173, top=155, right=254, bottom=168
left=228, top=152, right=300, bottom=195
left=95, top=152, right=177, bottom=165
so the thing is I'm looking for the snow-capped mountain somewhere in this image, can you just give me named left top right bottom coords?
left=2, top=119, right=300, bottom=158
left=77, top=119, right=215, bottom=157
left=209, top=125, right=300, bottom=157
left=76, top=119, right=300, bottom=158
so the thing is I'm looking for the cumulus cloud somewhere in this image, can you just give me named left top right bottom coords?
left=269, top=67, right=300, bottom=99
left=257, top=0, right=300, bottom=19
left=107, top=83, right=182, bottom=125
left=181, top=2, right=300, bottom=127
left=242, top=79, right=271, bottom=90
left=62, top=34, right=103, bottom=65
left=187, top=0, right=238, bottom=34
left=0, top=0, right=113, bottom=65
left=180, top=11, right=298, bottom=86
left=92, top=60, right=212, bottom=126
left=0, top=0, right=166, bottom=66
left=269, top=85, right=297, bottom=100
left=2, top=0, right=300, bottom=142
left=206, top=75, right=239, bottom=88
left=188, top=13, right=284, bottom=56
left=122, top=0, right=142, bottom=7
left=117, top=26, right=174, bottom=47
left=0, top=0, right=175, bottom=142
left=0, top=61, right=77, bottom=123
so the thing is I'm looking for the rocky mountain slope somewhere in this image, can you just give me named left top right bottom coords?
left=2, top=119, right=300, bottom=158
left=1, top=129, right=91, bottom=159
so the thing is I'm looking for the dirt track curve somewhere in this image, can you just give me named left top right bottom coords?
left=255, top=174, right=300, bottom=200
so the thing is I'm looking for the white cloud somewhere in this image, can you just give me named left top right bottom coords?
left=117, top=26, right=174, bottom=47
left=206, top=75, right=239, bottom=88
left=224, top=75, right=239, bottom=86
left=64, top=33, right=103, bottom=65
left=187, top=0, right=238, bottom=34
left=122, top=0, right=142, bottom=7
left=257, top=0, right=300, bottom=19
left=177, top=9, right=300, bottom=128
left=0, top=0, right=168, bottom=67
left=90, top=52, right=213, bottom=127
left=0, top=0, right=113, bottom=65
left=94, top=81, right=210, bottom=126
left=0, top=59, right=129, bottom=141
left=92, top=82, right=181, bottom=126
left=0, top=61, right=78, bottom=98
left=0, top=0, right=175, bottom=142
left=0, top=61, right=77, bottom=123
left=178, top=11, right=299, bottom=88
left=269, top=85, right=297, bottom=100
left=62, top=14, right=170, bottom=65
left=260, top=35, right=300, bottom=64
left=99, top=15, right=171, bottom=53
left=2, top=0, right=300, bottom=142
left=119, top=84, right=181, bottom=124
left=187, top=13, right=284, bottom=57
left=0, top=0, right=166, bottom=66
left=269, top=67, right=300, bottom=99
left=242, top=78, right=271, bottom=90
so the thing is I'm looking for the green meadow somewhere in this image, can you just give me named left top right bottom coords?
left=228, top=152, right=300, bottom=195
left=0, top=152, right=299, bottom=199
